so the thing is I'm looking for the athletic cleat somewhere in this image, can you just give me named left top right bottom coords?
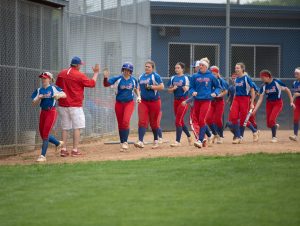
left=170, top=141, right=181, bottom=147
left=194, top=140, right=202, bottom=148
left=56, top=141, right=64, bottom=152
left=253, top=131, right=259, bottom=142
left=122, top=142, right=129, bottom=150
left=207, top=135, right=214, bottom=145
left=232, top=138, right=241, bottom=144
left=289, top=135, right=297, bottom=141
left=36, top=155, right=46, bottom=162
left=271, top=137, right=278, bottom=143
left=134, top=141, right=145, bottom=148
left=202, top=139, right=208, bottom=147
left=240, top=136, right=244, bottom=143
left=212, top=134, right=219, bottom=144
left=187, top=136, right=193, bottom=145
left=60, top=149, right=69, bottom=157
left=152, top=140, right=159, bottom=149
left=158, top=138, right=163, bottom=144
left=216, top=137, right=224, bottom=144
left=71, top=150, right=82, bottom=157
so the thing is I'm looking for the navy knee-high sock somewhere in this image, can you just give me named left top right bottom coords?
left=119, top=130, right=124, bottom=143
left=294, top=123, right=299, bottom=136
left=205, top=127, right=212, bottom=137
left=176, top=126, right=183, bottom=142
left=209, top=124, right=218, bottom=135
left=271, top=126, right=277, bottom=138
left=217, top=126, right=224, bottom=138
left=138, top=127, right=146, bottom=142
left=240, top=126, right=245, bottom=138
left=199, top=126, right=207, bottom=142
left=157, top=128, right=163, bottom=138
left=124, top=129, right=130, bottom=142
left=49, top=134, right=60, bottom=146
left=247, top=124, right=257, bottom=133
left=152, top=128, right=159, bottom=141
left=41, top=139, right=49, bottom=157
left=233, top=124, right=240, bottom=138
left=182, top=125, right=191, bottom=137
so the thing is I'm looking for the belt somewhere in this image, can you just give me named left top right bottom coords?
left=175, top=97, right=188, bottom=101
left=116, top=100, right=133, bottom=103
left=41, top=107, right=56, bottom=111
left=212, top=97, right=223, bottom=102
left=142, top=98, right=160, bottom=102
left=267, top=99, right=282, bottom=102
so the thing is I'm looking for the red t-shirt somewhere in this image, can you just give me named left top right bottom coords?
left=56, top=67, right=96, bottom=107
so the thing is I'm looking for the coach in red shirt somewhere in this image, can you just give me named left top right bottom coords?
left=56, top=56, right=100, bottom=157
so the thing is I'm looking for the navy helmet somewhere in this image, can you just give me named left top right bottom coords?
left=121, top=62, right=133, bottom=74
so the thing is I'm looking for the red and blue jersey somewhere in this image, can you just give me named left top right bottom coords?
left=31, top=85, right=63, bottom=110
left=293, top=80, right=300, bottom=100
left=189, top=70, right=221, bottom=100
left=259, top=79, right=286, bottom=100
left=213, top=77, right=229, bottom=100
left=107, top=75, right=138, bottom=102
left=235, top=75, right=256, bottom=96
left=167, top=74, right=190, bottom=99
left=253, top=82, right=259, bottom=93
left=218, top=77, right=229, bottom=92
left=138, top=72, right=163, bottom=101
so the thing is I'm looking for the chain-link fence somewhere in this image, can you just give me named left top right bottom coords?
left=1, top=0, right=300, bottom=155
left=0, top=0, right=151, bottom=155
left=151, top=0, right=300, bottom=131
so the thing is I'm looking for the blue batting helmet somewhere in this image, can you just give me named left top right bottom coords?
left=121, top=62, right=133, bottom=74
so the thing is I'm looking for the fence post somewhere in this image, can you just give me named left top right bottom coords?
left=225, top=0, right=230, bottom=80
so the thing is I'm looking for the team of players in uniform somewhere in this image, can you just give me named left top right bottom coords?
left=31, top=56, right=300, bottom=161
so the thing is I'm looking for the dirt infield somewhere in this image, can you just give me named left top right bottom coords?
left=0, top=130, right=299, bottom=165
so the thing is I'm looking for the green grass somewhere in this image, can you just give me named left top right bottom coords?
left=0, top=154, right=299, bottom=226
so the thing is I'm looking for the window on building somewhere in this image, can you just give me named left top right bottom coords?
left=169, top=44, right=191, bottom=76
left=231, top=45, right=280, bottom=78
left=168, top=43, right=219, bottom=76
left=194, top=45, right=219, bottom=68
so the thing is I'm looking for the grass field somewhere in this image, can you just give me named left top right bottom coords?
left=0, top=153, right=299, bottom=226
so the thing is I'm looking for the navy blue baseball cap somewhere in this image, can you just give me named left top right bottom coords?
left=71, top=56, right=85, bottom=65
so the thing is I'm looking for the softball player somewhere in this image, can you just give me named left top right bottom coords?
left=187, top=61, right=212, bottom=143
left=290, top=67, right=300, bottom=141
left=226, top=73, right=258, bottom=139
left=31, top=72, right=66, bottom=162
left=134, top=60, right=164, bottom=149
left=229, top=63, right=259, bottom=144
left=253, top=70, right=295, bottom=142
left=206, top=66, right=229, bottom=144
left=241, top=82, right=260, bottom=139
left=168, top=62, right=192, bottom=147
left=189, top=57, right=221, bottom=148
left=103, top=63, right=141, bottom=151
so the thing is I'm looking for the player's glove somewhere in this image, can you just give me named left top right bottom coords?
left=136, top=96, right=141, bottom=104
left=53, top=93, right=63, bottom=100
left=146, top=84, right=152, bottom=90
